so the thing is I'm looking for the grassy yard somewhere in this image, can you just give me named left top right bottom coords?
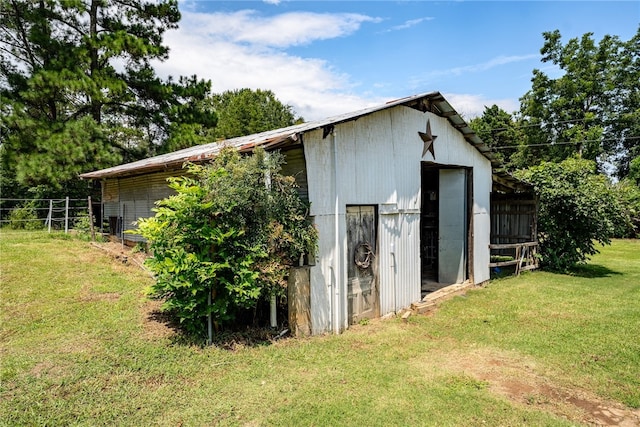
left=1, top=231, right=639, bottom=426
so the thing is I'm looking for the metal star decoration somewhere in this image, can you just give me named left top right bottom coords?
left=418, top=119, right=437, bottom=158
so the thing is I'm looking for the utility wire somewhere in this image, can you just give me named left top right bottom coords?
left=490, top=135, right=640, bottom=150
left=486, top=116, right=600, bottom=132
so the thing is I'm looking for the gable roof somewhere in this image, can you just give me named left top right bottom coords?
left=81, top=92, right=487, bottom=178
left=79, top=91, right=530, bottom=192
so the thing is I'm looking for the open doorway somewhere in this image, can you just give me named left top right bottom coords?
left=421, top=165, right=473, bottom=296
left=420, top=167, right=439, bottom=291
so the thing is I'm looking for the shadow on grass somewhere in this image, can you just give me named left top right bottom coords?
left=147, top=309, right=284, bottom=350
left=569, top=263, right=623, bottom=278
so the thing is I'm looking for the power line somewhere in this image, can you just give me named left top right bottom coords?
left=486, top=117, right=600, bottom=133
left=491, top=135, right=640, bottom=150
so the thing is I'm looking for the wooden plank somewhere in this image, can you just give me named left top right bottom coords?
left=489, top=260, right=519, bottom=267
left=489, top=242, right=538, bottom=249
left=288, top=267, right=312, bottom=337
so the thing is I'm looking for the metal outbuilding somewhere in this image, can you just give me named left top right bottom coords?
left=81, top=91, right=532, bottom=335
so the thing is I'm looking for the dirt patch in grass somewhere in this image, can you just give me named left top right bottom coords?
left=90, top=241, right=151, bottom=273
left=413, top=347, right=640, bottom=426
left=141, top=299, right=179, bottom=340
left=79, top=292, right=121, bottom=302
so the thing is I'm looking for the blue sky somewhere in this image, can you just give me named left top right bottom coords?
left=155, top=1, right=640, bottom=121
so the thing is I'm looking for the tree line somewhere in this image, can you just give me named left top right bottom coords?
left=470, top=28, right=640, bottom=269
left=2, top=1, right=638, bottom=273
left=470, top=28, right=639, bottom=179
left=1, top=0, right=298, bottom=199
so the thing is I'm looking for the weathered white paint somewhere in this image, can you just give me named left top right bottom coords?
left=96, top=100, right=493, bottom=335
left=304, top=105, right=492, bottom=334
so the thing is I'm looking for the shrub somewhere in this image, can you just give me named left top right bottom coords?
left=8, top=202, right=43, bottom=230
left=73, top=211, right=94, bottom=239
left=137, top=147, right=317, bottom=338
left=613, top=178, right=640, bottom=237
left=517, top=157, right=626, bottom=271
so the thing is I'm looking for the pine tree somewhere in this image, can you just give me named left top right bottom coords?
left=0, top=0, right=215, bottom=191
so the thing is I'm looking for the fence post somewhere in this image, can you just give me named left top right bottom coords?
left=88, top=196, right=95, bottom=242
left=46, top=199, right=53, bottom=233
left=64, top=196, right=69, bottom=233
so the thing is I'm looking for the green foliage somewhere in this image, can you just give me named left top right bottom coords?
left=519, top=28, right=640, bottom=178
left=517, top=157, right=626, bottom=271
left=137, top=147, right=317, bottom=337
left=469, top=105, right=530, bottom=170
left=629, top=156, right=640, bottom=185
left=0, top=0, right=216, bottom=191
left=7, top=202, right=43, bottom=230
left=613, top=178, right=640, bottom=237
left=72, top=211, right=94, bottom=240
left=211, top=88, right=298, bottom=140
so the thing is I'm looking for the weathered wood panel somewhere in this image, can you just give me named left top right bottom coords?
left=288, top=267, right=311, bottom=336
left=346, top=206, right=379, bottom=324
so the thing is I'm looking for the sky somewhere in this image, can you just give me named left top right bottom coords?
left=152, top=1, right=640, bottom=121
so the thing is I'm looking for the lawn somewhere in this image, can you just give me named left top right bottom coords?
left=1, top=231, right=639, bottom=426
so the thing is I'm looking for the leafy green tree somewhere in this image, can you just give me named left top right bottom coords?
left=137, top=148, right=317, bottom=338
left=211, top=89, right=299, bottom=140
left=613, top=178, right=640, bottom=238
left=469, top=105, right=529, bottom=169
left=517, top=157, right=627, bottom=271
left=628, top=156, right=640, bottom=185
left=519, top=28, right=640, bottom=177
left=0, top=0, right=215, bottom=191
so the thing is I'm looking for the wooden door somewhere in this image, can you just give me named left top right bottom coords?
left=346, top=206, right=379, bottom=324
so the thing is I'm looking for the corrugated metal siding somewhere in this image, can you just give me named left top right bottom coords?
left=103, top=180, right=119, bottom=202
left=309, top=214, right=337, bottom=335
left=304, top=104, right=493, bottom=333
left=473, top=168, right=492, bottom=284
left=438, top=169, right=467, bottom=284
left=101, top=171, right=178, bottom=241
left=378, top=211, right=421, bottom=315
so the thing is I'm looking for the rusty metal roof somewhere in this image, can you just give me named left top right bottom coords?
left=80, top=91, right=511, bottom=181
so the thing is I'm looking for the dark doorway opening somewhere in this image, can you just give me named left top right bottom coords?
left=421, top=166, right=439, bottom=291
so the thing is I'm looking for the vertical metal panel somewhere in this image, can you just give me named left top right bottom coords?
left=309, top=214, right=337, bottom=335
left=439, top=169, right=467, bottom=284
left=101, top=171, right=178, bottom=240
left=473, top=166, right=492, bottom=284
left=378, top=212, right=421, bottom=315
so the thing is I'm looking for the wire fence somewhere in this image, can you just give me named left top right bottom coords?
left=0, top=197, right=98, bottom=237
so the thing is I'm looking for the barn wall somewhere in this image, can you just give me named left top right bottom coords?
left=101, top=171, right=179, bottom=241
left=304, top=105, right=492, bottom=334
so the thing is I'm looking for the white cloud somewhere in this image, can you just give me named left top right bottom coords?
left=443, top=93, right=520, bottom=119
left=411, top=54, right=539, bottom=87
left=383, top=16, right=434, bottom=33
left=181, top=10, right=381, bottom=48
left=154, top=9, right=385, bottom=120
left=154, top=8, right=521, bottom=123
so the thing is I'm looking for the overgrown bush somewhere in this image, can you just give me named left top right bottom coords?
left=8, top=202, right=43, bottom=230
left=613, top=178, right=640, bottom=237
left=73, top=212, right=94, bottom=239
left=517, top=157, right=627, bottom=271
left=137, top=148, right=317, bottom=338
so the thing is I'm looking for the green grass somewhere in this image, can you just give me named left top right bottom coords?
left=1, top=230, right=638, bottom=426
